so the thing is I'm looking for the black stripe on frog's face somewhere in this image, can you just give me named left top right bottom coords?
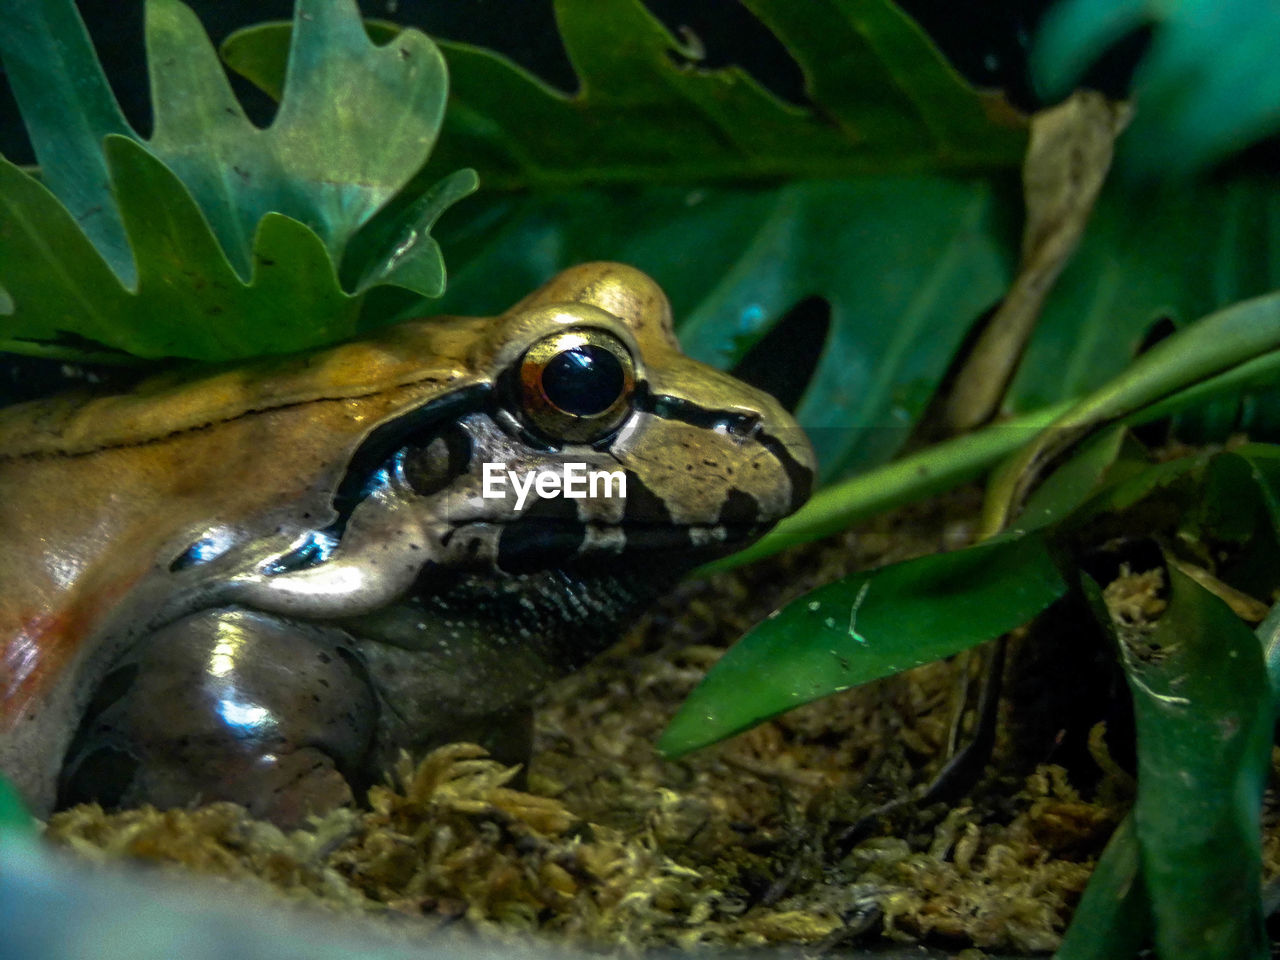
left=328, top=384, right=492, bottom=527
left=226, top=311, right=812, bottom=619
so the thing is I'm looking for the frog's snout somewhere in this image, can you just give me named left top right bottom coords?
left=638, top=359, right=816, bottom=528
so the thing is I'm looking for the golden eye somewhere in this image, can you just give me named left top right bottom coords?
left=517, top=329, right=636, bottom=443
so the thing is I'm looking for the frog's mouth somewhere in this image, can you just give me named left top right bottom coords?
left=447, top=517, right=770, bottom=576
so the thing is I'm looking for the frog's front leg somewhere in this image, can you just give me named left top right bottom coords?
left=58, top=608, right=379, bottom=828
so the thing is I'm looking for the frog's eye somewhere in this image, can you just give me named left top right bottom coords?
left=517, top=329, right=636, bottom=443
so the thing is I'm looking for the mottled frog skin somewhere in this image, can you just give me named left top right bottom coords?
left=0, top=263, right=814, bottom=825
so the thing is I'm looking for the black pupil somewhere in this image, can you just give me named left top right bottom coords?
left=540, top=345, right=624, bottom=416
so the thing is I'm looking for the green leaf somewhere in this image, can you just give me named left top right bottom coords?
left=1054, top=814, right=1150, bottom=960
left=223, top=0, right=1026, bottom=189
left=145, top=0, right=449, bottom=278
left=1255, top=600, right=1280, bottom=705
left=659, top=533, right=1065, bottom=756
left=984, top=290, right=1280, bottom=535
left=344, top=167, right=479, bottom=297
left=0, top=156, right=137, bottom=356
left=1227, top=444, right=1280, bottom=531
left=1206, top=445, right=1280, bottom=601
left=743, top=0, right=1014, bottom=163
left=430, top=179, right=1017, bottom=480
left=1011, top=425, right=1129, bottom=535
left=0, top=134, right=362, bottom=361
left=1091, top=563, right=1272, bottom=959
left=1009, top=179, right=1280, bottom=413
left=110, top=135, right=361, bottom=355
left=1063, top=579, right=1280, bottom=956
left=0, top=0, right=470, bottom=361
left=0, top=0, right=137, bottom=283
left=1034, top=0, right=1280, bottom=178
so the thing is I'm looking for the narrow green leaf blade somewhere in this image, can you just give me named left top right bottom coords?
left=1113, top=564, right=1271, bottom=960
left=986, top=290, right=1280, bottom=535
left=1011, top=425, right=1128, bottom=534
left=700, top=399, right=1075, bottom=573
left=1054, top=814, right=1151, bottom=960
left=659, top=533, right=1065, bottom=756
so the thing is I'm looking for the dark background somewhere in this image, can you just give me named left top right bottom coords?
left=1, top=0, right=1058, bottom=164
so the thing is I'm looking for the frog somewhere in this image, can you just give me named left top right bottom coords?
left=0, top=262, right=814, bottom=827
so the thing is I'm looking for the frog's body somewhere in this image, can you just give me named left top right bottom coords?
left=0, top=263, right=813, bottom=825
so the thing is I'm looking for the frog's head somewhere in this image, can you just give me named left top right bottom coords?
left=225, top=263, right=814, bottom=618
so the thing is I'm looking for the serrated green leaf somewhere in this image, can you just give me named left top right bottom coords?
left=0, top=136, right=360, bottom=361
left=0, top=156, right=136, bottom=354
left=659, top=533, right=1065, bottom=756
left=109, top=133, right=361, bottom=356
left=0, top=0, right=137, bottom=283
left=345, top=167, right=479, bottom=297
left=0, top=0, right=470, bottom=361
left=143, top=0, right=447, bottom=278
left=223, top=0, right=1026, bottom=189
left=1034, top=0, right=1280, bottom=178
left=743, top=0, right=1013, bottom=163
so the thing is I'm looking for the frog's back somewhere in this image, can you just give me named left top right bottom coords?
left=0, top=318, right=485, bottom=460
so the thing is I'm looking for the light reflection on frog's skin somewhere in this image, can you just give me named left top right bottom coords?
left=0, top=262, right=815, bottom=826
